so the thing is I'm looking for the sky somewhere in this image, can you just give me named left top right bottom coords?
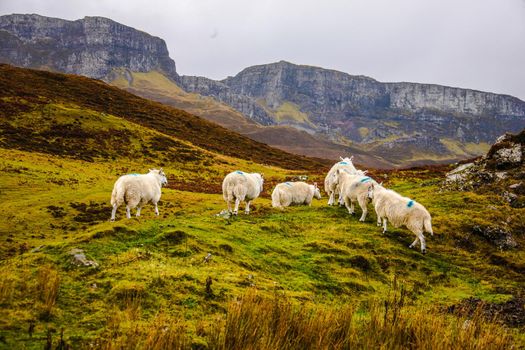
left=1, top=0, right=525, bottom=100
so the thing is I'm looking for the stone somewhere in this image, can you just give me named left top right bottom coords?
left=68, top=248, right=99, bottom=267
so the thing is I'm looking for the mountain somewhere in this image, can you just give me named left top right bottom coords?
left=0, top=14, right=178, bottom=80
left=2, top=14, right=525, bottom=167
left=181, top=61, right=525, bottom=165
left=0, top=63, right=327, bottom=170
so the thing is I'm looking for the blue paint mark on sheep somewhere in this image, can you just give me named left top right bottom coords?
left=339, top=161, right=349, bottom=165
left=407, top=200, right=414, bottom=208
left=360, top=177, right=371, bottom=183
left=235, top=170, right=245, bottom=176
left=284, top=182, right=293, bottom=187
left=128, top=173, right=140, bottom=176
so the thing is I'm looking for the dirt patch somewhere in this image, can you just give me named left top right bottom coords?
left=448, top=297, right=525, bottom=328
left=70, top=201, right=109, bottom=224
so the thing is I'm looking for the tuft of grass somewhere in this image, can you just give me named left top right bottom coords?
left=36, top=266, right=60, bottom=320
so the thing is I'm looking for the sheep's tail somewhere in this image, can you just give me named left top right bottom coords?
left=223, top=181, right=234, bottom=202
left=110, top=184, right=118, bottom=206
left=424, top=216, right=433, bottom=236
left=271, top=188, right=282, bottom=208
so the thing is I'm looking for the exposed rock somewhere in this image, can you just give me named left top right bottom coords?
left=444, top=129, right=525, bottom=191
left=0, top=14, right=178, bottom=81
left=471, top=226, right=518, bottom=250
left=180, top=61, right=525, bottom=162
left=68, top=248, right=99, bottom=267
left=2, top=14, right=525, bottom=164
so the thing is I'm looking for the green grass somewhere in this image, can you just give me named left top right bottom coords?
left=1, top=147, right=524, bottom=348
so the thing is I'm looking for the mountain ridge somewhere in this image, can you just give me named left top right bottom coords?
left=2, top=13, right=525, bottom=167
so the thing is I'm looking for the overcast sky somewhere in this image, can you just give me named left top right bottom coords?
left=1, top=0, right=524, bottom=100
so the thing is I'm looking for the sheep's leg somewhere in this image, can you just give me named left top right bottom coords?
left=245, top=201, right=251, bottom=215
left=227, top=200, right=232, bottom=213
left=377, top=217, right=382, bottom=227
left=358, top=197, right=368, bottom=222
left=418, top=233, right=427, bottom=254
left=382, top=218, right=388, bottom=233
left=233, top=198, right=241, bottom=215
left=344, top=197, right=353, bottom=215
left=349, top=200, right=355, bottom=215
left=126, top=206, right=131, bottom=219
left=327, top=192, right=334, bottom=206
left=154, top=203, right=159, bottom=216
left=111, top=204, right=118, bottom=221
left=409, top=236, right=419, bottom=249
left=136, top=206, right=142, bottom=217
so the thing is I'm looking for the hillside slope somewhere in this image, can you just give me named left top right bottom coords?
left=182, top=61, right=525, bottom=165
left=0, top=64, right=327, bottom=170
left=0, top=65, right=524, bottom=347
left=108, top=68, right=391, bottom=167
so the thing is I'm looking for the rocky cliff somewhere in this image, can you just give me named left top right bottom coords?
left=205, top=61, right=525, bottom=162
left=0, top=14, right=178, bottom=80
left=3, top=14, right=525, bottom=166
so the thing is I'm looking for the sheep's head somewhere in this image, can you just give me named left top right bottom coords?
left=150, top=168, right=168, bottom=186
left=367, top=184, right=375, bottom=200
left=313, top=182, right=321, bottom=199
left=256, top=173, right=264, bottom=192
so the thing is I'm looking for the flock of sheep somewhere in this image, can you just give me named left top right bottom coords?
left=110, top=157, right=433, bottom=253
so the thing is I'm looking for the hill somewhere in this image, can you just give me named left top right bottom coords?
left=0, top=65, right=524, bottom=348
left=182, top=61, right=525, bottom=166
left=108, top=68, right=392, bottom=168
left=3, top=14, right=525, bottom=167
left=0, top=64, right=327, bottom=170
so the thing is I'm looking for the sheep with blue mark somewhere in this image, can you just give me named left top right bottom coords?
left=324, top=156, right=364, bottom=206
left=110, top=168, right=168, bottom=221
left=332, top=169, right=377, bottom=222
left=367, top=184, right=434, bottom=254
left=271, top=181, right=321, bottom=209
left=222, top=170, right=264, bottom=215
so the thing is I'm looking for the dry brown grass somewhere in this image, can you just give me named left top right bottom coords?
left=36, top=265, right=60, bottom=319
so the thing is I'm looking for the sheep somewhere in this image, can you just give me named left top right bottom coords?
left=222, top=170, right=264, bottom=215
left=110, top=168, right=168, bottom=221
left=271, top=181, right=321, bottom=209
left=368, top=184, right=434, bottom=253
left=324, top=156, right=361, bottom=206
left=333, top=169, right=377, bottom=222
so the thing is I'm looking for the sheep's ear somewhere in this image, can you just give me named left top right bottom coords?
left=260, top=173, right=264, bottom=179
left=160, top=167, right=163, bottom=172
left=364, top=170, right=368, bottom=174
left=149, top=168, right=153, bottom=172
left=350, top=156, right=354, bottom=161
left=339, top=156, right=344, bottom=161
left=313, top=182, right=318, bottom=188
left=380, top=182, right=383, bottom=186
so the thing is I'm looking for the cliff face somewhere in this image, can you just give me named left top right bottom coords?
left=181, top=61, right=525, bottom=163
left=0, top=14, right=178, bottom=80
left=2, top=13, right=525, bottom=166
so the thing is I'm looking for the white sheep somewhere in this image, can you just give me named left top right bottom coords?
left=368, top=184, right=434, bottom=253
left=324, top=156, right=361, bottom=206
left=271, top=181, right=321, bottom=209
left=333, top=169, right=377, bottom=221
left=110, top=168, right=168, bottom=221
left=222, top=170, right=264, bottom=215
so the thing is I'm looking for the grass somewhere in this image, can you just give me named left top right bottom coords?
left=1, top=148, right=524, bottom=348
left=0, top=65, right=523, bottom=348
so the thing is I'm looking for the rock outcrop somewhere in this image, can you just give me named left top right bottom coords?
left=444, top=129, right=525, bottom=207
left=0, top=14, right=178, bottom=81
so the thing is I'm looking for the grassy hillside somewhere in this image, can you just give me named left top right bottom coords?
left=0, top=66, right=524, bottom=348
left=0, top=64, right=327, bottom=171
left=107, top=69, right=393, bottom=168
